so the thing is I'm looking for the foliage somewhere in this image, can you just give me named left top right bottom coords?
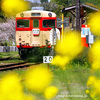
left=51, top=0, right=69, bottom=7
left=41, top=2, right=62, bottom=16
left=40, top=0, right=48, bottom=3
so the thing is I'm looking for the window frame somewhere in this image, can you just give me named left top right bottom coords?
left=17, top=19, right=30, bottom=28
left=33, top=19, right=39, bottom=28
left=42, top=19, right=55, bottom=28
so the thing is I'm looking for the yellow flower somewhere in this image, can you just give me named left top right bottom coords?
left=1, top=0, right=28, bottom=16
left=44, top=86, right=58, bottom=99
left=55, top=32, right=83, bottom=58
left=87, top=76, right=96, bottom=86
left=88, top=11, right=100, bottom=35
left=25, top=66, right=53, bottom=93
left=52, top=55, right=71, bottom=69
left=24, top=95, right=36, bottom=100
left=0, top=72, right=24, bottom=100
left=86, top=89, right=89, bottom=94
left=88, top=40, right=100, bottom=70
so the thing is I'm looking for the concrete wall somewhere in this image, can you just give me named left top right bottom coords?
left=0, top=46, right=18, bottom=52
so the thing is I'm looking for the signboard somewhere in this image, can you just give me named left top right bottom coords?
left=86, top=33, right=94, bottom=44
left=81, top=25, right=90, bottom=47
left=43, top=56, right=53, bottom=63
left=57, top=17, right=70, bottom=28
left=81, top=25, right=90, bottom=37
left=88, top=35, right=94, bottom=44
left=32, top=29, right=40, bottom=36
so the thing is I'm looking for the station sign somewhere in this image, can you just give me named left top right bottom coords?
left=57, top=17, right=70, bottom=28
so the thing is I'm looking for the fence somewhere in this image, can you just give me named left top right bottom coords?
left=0, top=46, right=18, bottom=52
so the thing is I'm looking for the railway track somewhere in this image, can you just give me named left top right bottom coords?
left=0, top=62, right=30, bottom=71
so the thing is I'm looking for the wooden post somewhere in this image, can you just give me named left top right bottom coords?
left=48, top=63, right=49, bottom=70
left=75, top=0, right=81, bottom=31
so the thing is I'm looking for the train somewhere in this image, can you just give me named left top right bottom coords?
left=16, top=7, right=61, bottom=60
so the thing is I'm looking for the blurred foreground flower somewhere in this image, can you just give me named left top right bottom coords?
left=86, top=89, right=89, bottom=94
left=88, top=40, right=100, bottom=70
left=55, top=32, right=82, bottom=57
left=88, top=11, right=100, bottom=35
left=25, top=66, right=53, bottom=93
left=52, top=32, right=83, bottom=69
left=1, top=0, right=28, bottom=16
left=44, top=86, right=58, bottom=100
left=0, top=73, right=24, bottom=100
left=52, top=55, right=71, bottom=69
left=87, top=76, right=100, bottom=99
left=24, top=94, right=36, bottom=100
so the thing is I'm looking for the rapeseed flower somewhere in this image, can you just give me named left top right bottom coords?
left=24, top=94, right=36, bottom=100
left=87, top=76, right=96, bottom=86
left=52, top=31, right=83, bottom=69
left=44, top=86, right=58, bottom=99
left=88, top=40, right=100, bottom=70
left=52, top=55, right=71, bottom=69
left=88, top=11, right=100, bottom=35
left=0, top=72, right=24, bottom=100
left=1, top=0, right=28, bottom=16
left=87, top=76, right=100, bottom=99
left=25, top=66, right=53, bottom=93
left=55, top=32, right=82, bottom=57
left=86, top=89, right=89, bottom=94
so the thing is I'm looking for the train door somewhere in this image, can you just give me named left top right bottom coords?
left=31, top=18, right=42, bottom=47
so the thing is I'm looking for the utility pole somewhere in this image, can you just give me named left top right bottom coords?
left=72, top=0, right=74, bottom=29
left=75, top=0, right=81, bottom=31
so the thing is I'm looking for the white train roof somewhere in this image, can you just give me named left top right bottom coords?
left=16, top=10, right=56, bottom=18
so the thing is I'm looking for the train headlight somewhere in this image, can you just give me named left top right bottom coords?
left=48, top=13, right=52, bottom=17
left=20, top=13, right=24, bottom=17
left=32, top=29, right=40, bottom=36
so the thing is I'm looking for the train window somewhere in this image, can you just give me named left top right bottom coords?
left=31, top=13, right=41, bottom=16
left=17, top=20, right=29, bottom=28
left=43, top=20, right=55, bottom=28
left=33, top=19, right=39, bottom=28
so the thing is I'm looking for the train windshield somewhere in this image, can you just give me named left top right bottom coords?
left=17, top=20, right=29, bottom=28
left=43, top=20, right=55, bottom=28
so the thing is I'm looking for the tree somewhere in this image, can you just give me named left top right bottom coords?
left=0, top=18, right=15, bottom=43
left=51, top=0, right=70, bottom=7
left=41, top=0, right=48, bottom=3
left=41, top=2, right=62, bottom=16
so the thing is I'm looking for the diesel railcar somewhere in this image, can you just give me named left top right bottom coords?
left=16, top=7, right=60, bottom=59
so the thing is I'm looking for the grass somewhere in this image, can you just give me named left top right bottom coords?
left=0, top=52, right=24, bottom=64
left=0, top=51, right=19, bottom=59
left=51, top=64, right=91, bottom=100
left=0, top=61, right=92, bottom=100
left=0, top=49, right=93, bottom=100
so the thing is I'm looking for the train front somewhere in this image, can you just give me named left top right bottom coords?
left=16, top=9, right=59, bottom=59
